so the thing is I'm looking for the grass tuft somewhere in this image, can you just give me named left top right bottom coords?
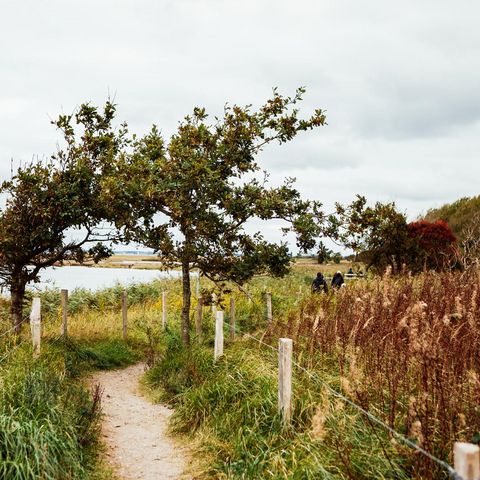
left=145, top=338, right=408, bottom=479
left=0, top=357, right=102, bottom=478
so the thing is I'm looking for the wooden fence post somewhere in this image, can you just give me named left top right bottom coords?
left=30, top=297, right=41, bottom=357
left=61, top=289, right=68, bottom=338
left=229, top=297, right=235, bottom=341
left=454, top=442, right=480, bottom=480
left=196, top=275, right=201, bottom=297
left=214, top=310, right=224, bottom=361
left=278, top=338, right=293, bottom=424
left=196, top=295, right=203, bottom=341
left=266, top=292, right=273, bottom=326
left=162, top=291, right=167, bottom=329
left=121, top=290, right=127, bottom=340
left=212, top=293, right=217, bottom=319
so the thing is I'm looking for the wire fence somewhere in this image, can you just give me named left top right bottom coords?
left=0, top=317, right=29, bottom=339
left=0, top=338, right=30, bottom=364
left=0, top=316, right=32, bottom=364
left=0, top=286, right=476, bottom=479
left=217, top=294, right=471, bottom=480
left=239, top=328, right=459, bottom=479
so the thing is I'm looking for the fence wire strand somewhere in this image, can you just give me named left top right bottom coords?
left=0, top=338, right=30, bottom=364
left=0, top=317, right=29, bottom=339
left=219, top=302, right=461, bottom=480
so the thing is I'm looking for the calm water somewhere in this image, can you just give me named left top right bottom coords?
left=27, top=266, right=188, bottom=292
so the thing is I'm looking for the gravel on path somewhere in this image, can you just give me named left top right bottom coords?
left=90, top=364, right=190, bottom=480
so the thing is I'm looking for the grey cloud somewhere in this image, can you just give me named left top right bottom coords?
left=0, top=0, right=479, bottom=246
left=352, top=73, right=480, bottom=139
left=257, top=135, right=360, bottom=172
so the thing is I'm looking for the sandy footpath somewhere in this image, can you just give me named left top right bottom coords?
left=90, top=364, right=190, bottom=480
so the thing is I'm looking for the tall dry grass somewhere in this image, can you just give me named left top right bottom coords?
left=272, top=268, right=480, bottom=478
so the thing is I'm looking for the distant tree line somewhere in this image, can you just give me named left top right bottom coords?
left=424, top=195, right=480, bottom=269
left=336, top=196, right=460, bottom=273
left=424, top=195, right=480, bottom=241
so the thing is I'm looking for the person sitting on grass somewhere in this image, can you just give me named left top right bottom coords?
left=311, top=272, right=328, bottom=294
left=331, top=271, right=345, bottom=289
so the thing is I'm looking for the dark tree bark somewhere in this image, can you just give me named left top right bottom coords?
left=10, top=273, right=27, bottom=334
left=181, top=258, right=191, bottom=345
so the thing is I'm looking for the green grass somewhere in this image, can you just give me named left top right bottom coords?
left=48, top=337, right=140, bottom=378
left=145, top=337, right=409, bottom=479
left=0, top=346, right=102, bottom=479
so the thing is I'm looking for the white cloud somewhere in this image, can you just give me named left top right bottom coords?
left=0, top=0, right=479, bottom=248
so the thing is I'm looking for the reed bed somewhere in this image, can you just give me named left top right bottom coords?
left=272, top=269, right=480, bottom=479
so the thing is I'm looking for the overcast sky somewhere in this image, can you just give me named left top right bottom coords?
left=1, top=0, right=479, bottom=250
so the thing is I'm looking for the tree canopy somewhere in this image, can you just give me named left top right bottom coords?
left=424, top=195, right=480, bottom=268
left=0, top=102, right=125, bottom=330
left=424, top=195, right=480, bottom=241
left=406, top=220, right=457, bottom=271
left=109, top=88, right=327, bottom=344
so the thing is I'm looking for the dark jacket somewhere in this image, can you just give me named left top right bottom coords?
left=312, top=273, right=328, bottom=293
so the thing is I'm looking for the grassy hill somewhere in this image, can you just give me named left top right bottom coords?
left=424, top=194, right=480, bottom=240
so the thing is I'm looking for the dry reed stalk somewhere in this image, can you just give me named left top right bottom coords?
left=271, top=268, right=480, bottom=479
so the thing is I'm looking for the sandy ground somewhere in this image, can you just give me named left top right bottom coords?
left=90, top=364, right=191, bottom=480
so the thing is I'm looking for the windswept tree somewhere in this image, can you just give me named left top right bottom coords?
left=110, top=88, right=327, bottom=344
left=0, top=102, right=126, bottom=331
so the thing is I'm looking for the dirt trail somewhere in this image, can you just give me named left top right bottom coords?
left=90, top=364, right=190, bottom=480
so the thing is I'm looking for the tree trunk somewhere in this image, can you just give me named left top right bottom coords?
left=181, top=259, right=191, bottom=345
left=10, top=277, right=26, bottom=334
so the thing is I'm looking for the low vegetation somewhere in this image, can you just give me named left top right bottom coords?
left=1, top=264, right=479, bottom=479
left=0, top=343, right=106, bottom=479
left=144, top=268, right=479, bottom=479
left=146, top=338, right=408, bottom=479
